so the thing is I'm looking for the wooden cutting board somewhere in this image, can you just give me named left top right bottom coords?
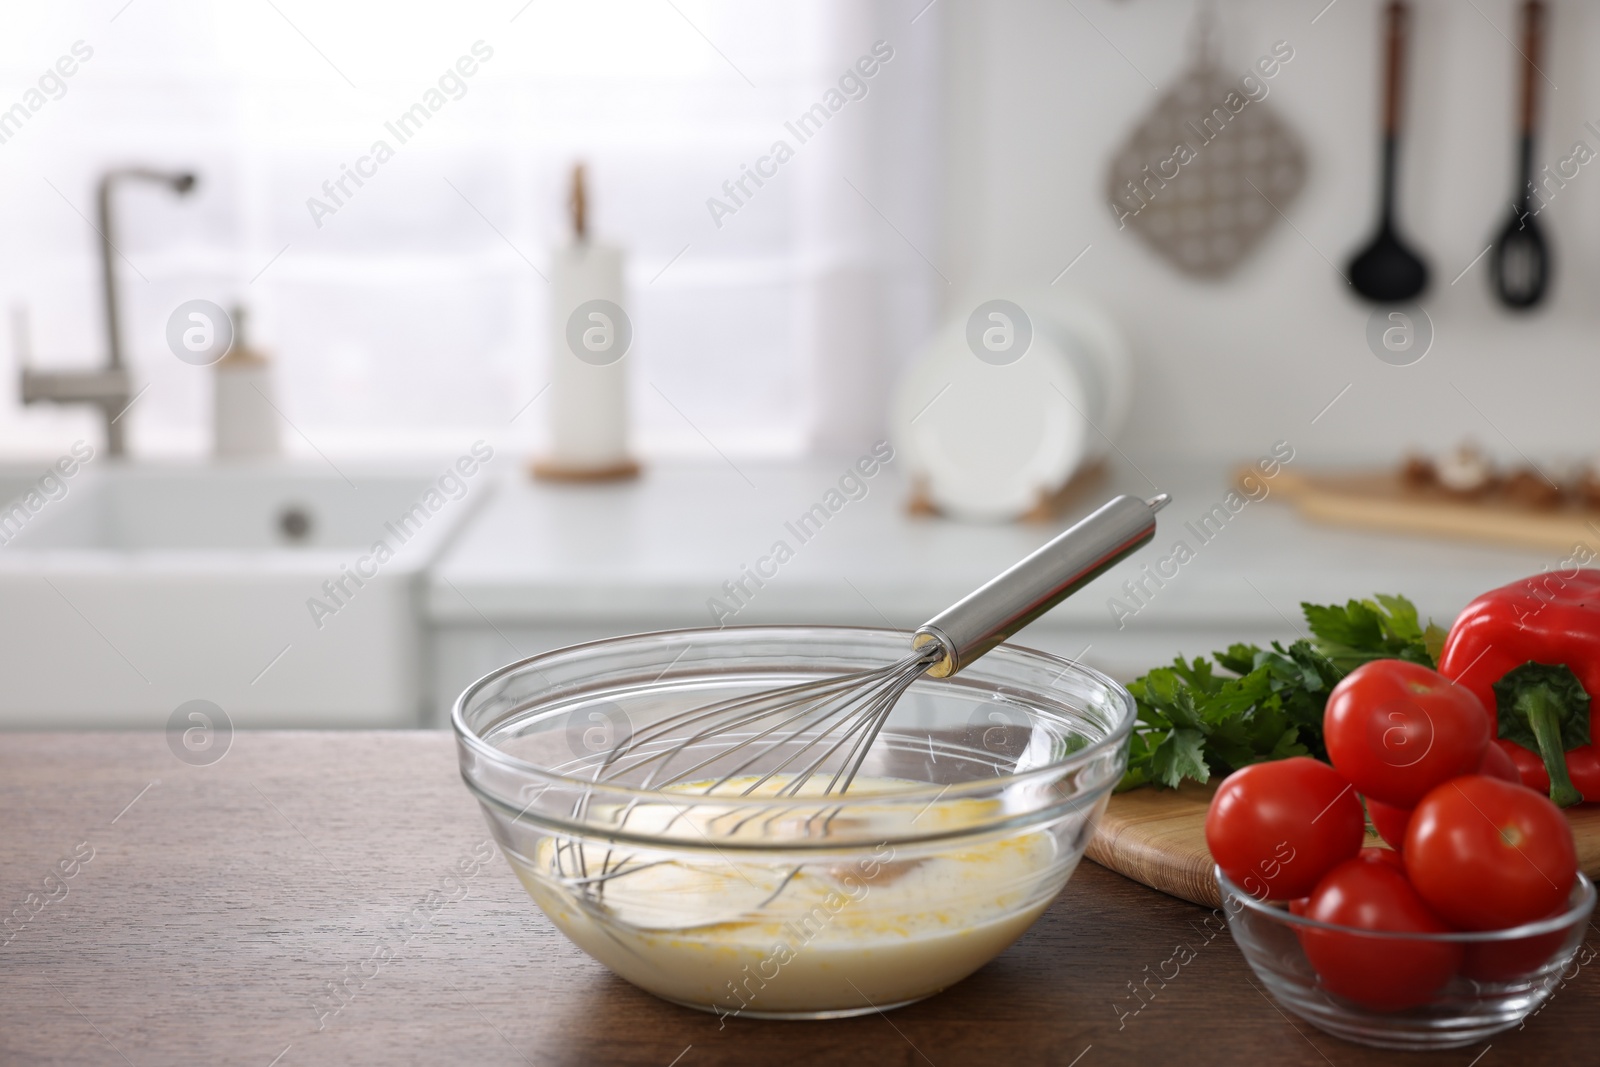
left=1258, top=467, right=1600, bottom=552
left=1086, top=785, right=1600, bottom=908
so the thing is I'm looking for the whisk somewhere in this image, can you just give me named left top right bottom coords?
left=593, top=492, right=1169, bottom=799
left=540, top=492, right=1169, bottom=930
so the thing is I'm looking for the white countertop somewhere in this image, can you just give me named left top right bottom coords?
left=428, top=459, right=1552, bottom=659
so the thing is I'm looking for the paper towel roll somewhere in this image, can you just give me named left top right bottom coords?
left=544, top=241, right=631, bottom=472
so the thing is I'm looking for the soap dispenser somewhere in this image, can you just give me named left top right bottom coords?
left=212, top=305, right=280, bottom=459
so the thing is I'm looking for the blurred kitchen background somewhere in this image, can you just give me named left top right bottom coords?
left=1, top=0, right=1593, bottom=736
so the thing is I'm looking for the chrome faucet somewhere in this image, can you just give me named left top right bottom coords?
left=20, top=168, right=197, bottom=457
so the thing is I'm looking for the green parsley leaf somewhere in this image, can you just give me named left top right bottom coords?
left=1302, top=595, right=1438, bottom=672
left=1149, top=728, right=1210, bottom=788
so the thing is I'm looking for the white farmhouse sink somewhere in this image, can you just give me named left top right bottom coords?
left=0, top=459, right=494, bottom=728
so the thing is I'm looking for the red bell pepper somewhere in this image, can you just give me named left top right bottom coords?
left=1438, top=569, right=1600, bottom=807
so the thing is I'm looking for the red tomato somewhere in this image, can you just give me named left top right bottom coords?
left=1355, top=844, right=1405, bottom=871
left=1501, top=740, right=1550, bottom=795
left=1478, top=741, right=1522, bottom=786
left=1404, top=776, right=1579, bottom=930
left=1460, top=905, right=1574, bottom=982
left=1205, top=758, right=1365, bottom=900
left=1567, top=745, right=1600, bottom=803
left=1324, top=661, right=1490, bottom=808
left=1300, top=858, right=1462, bottom=1010
left=1366, top=798, right=1412, bottom=851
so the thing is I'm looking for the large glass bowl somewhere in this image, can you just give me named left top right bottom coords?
left=452, top=625, right=1134, bottom=1019
left=1219, top=865, right=1596, bottom=1049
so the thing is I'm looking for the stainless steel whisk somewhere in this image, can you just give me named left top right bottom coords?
left=595, top=492, right=1170, bottom=799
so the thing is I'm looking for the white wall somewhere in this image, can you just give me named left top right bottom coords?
left=941, top=0, right=1600, bottom=466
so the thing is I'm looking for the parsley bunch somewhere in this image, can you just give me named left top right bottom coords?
left=1118, top=595, right=1445, bottom=791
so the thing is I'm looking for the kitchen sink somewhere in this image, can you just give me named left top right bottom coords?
left=0, top=460, right=494, bottom=728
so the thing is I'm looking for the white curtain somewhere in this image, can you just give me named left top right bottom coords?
left=0, top=0, right=942, bottom=460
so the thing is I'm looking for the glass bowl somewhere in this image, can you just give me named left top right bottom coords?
left=452, top=625, right=1133, bottom=1019
left=1218, top=864, right=1596, bottom=1049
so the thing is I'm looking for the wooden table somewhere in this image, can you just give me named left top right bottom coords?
left=3, top=733, right=1594, bottom=1066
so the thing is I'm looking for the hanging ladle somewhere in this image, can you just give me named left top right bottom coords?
left=1489, top=0, right=1552, bottom=310
left=1348, top=1, right=1430, bottom=303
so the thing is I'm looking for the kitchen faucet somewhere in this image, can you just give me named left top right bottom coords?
left=20, top=168, right=197, bottom=457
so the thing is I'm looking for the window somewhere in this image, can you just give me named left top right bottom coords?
left=1, top=0, right=941, bottom=459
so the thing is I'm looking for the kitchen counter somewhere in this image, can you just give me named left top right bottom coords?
left=424, top=459, right=1552, bottom=717
left=4, top=732, right=1593, bottom=1066
left=429, top=459, right=1551, bottom=627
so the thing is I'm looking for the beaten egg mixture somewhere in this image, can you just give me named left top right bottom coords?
left=507, top=776, right=1070, bottom=1014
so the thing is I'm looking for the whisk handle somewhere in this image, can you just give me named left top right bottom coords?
left=913, top=493, right=1167, bottom=677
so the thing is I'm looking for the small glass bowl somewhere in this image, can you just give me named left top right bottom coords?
left=1219, top=864, right=1596, bottom=1049
left=453, top=626, right=1134, bottom=1019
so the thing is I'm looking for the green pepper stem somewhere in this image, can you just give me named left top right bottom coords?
left=1523, top=686, right=1584, bottom=808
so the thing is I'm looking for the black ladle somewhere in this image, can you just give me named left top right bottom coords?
left=1490, top=0, right=1551, bottom=310
left=1348, top=1, right=1429, bottom=303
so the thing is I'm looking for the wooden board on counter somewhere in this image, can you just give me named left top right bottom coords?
left=1257, top=467, right=1600, bottom=552
left=1087, top=783, right=1600, bottom=908
left=1085, top=781, right=1229, bottom=908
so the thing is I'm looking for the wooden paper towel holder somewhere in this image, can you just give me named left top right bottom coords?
left=528, top=457, right=641, bottom=482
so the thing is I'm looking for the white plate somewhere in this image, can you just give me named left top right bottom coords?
left=890, top=294, right=1131, bottom=522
